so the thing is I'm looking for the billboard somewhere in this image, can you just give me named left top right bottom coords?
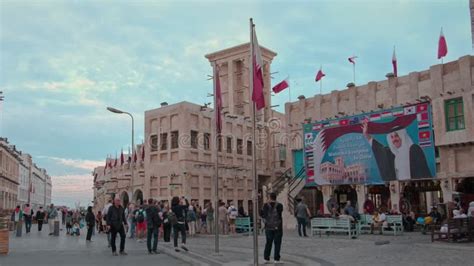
left=303, top=102, right=435, bottom=186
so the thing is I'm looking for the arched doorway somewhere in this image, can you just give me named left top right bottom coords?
left=133, top=189, right=144, bottom=205
left=297, top=186, right=324, bottom=216
left=334, top=185, right=358, bottom=210
left=120, top=191, right=130, bottom=208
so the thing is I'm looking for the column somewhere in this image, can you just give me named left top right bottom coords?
left=321, top=186, right=333, bottom=214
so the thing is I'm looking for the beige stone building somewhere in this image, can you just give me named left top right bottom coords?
left=0, top=137, right=20, bottom=210
left=285, top=55, right=474, bottom=222
left=92, top=43, right=474, bottom=228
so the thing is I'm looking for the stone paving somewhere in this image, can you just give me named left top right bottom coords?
left=1, top=226, right=473, bottom=266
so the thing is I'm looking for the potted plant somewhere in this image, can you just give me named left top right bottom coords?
left=0, top=209, right=10, bottom=255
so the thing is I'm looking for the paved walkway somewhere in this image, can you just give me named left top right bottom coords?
left=2, top=226, right=474, bottom=265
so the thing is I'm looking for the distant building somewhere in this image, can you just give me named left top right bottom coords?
left=0, top=138, right=20, bottom=209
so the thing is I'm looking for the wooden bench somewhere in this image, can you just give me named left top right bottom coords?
left=432, top=218, right=472, bottom=242
left=235, top=217, right=252, bottom=235
left=382, top=215, right=404, bottom=236
left=311, top=218, right=357, bottom=239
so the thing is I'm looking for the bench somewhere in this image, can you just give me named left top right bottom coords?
left=382, top=215, right=403, bottom=236
left=432, top=218, right=473, bottom=243
left=357, top=214, right=373, bottom=234
left=311, top=218, right=357, bottom=239
left=235, top=217, right=252, bottom=235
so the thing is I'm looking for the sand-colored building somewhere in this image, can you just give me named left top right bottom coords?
left=0, top=138, right=20, bottom=210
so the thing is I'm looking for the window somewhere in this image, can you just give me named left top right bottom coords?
left=237, top=139, right=243, bottom=155
left=204, top=133, right=210, bottom=151
left=247, top=141, right=252, bottom=156
left=226, top=137, right=232, bottom=153
left=191, top=130, right=198, bottom=149
left=218, top=136, right=222, bottom=152
left=171, top=131, right=179, bottom=149
left=150, top=135, right=158, bottom=152
left=445, top=98, right=465, bottom=131
left=160, top=133, right=168, bottom=150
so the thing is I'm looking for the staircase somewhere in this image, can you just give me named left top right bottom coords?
left=266, top=167, right=306, bottom=229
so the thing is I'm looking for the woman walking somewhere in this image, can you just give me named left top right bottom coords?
left=86, top=206, right=95, bottom=242
left=162, top=202, right=172, bottom=242
left=171, top=196, right=188, bottom=252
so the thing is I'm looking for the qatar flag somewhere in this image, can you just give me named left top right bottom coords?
left=348, top=56, right=357, bottom=64
left=315, top=68, right=325, bottom=82
left=251, top=24, right=265, bottom=110
left=392, top=47, right=398, bottom=77
left=214, top=68, right=223, bottom=133
left=272, top=78, right=289, bottom=94
left=438, top=28, right=448, bottom=59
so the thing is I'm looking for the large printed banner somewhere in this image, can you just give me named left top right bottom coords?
left=303, top=102, right=436, bottom=186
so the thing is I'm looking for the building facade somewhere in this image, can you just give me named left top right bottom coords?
left=285, top=55, right=474, bottom=221
left=0, top=138, right=20, bottom=210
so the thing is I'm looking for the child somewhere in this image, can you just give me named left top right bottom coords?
left=71, top=221, right=81, bottom=236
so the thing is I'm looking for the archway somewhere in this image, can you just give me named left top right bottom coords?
left=133, top=189, right=144, bottom=206
left=334, top=185, right=358, bottom=210
left=120, top=191, right=130, bottom=208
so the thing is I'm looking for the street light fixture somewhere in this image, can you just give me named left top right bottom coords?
left=106, top=106, right=135, bottom=203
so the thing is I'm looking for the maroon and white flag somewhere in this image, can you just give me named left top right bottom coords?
left=437, top=28, right=448, bottom=59
left=272, top=78, right=289, bottom=94
left=251, top=24, right=265, bottom=110
left=392, top=47, right=398, bottom=77
left=315, top=68, right=325, bottom=82
left=120, top=149, right=124, bottom=166
left=348, top=56, right=358, bottom=64
left=215, top=68, right=223, bottom=133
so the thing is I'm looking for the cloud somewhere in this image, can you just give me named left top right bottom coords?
left=51, top=174, right=93, bottom=207
left=40, top=156, right=103, bottom=171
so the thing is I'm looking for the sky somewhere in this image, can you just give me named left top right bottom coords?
left=0, top=0, right=472, bottom=207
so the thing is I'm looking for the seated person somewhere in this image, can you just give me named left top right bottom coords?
left=428, top=206, right=442, bottom=224
left=71, top=221, right=81, bottom=236
left=370, top=209, right=386, bottom=234
left=453, top=209, right=467, bottom=219
left=339, top=210, right=355, bottom=223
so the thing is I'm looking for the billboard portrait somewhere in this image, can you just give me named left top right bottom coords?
left=303, top=102, right=436, bottom=186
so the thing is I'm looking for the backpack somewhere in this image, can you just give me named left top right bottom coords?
left=136, top=210, right=145, bottom=223
left=264, top=203, right=282, bottom=230
left=229, top=207, right=238, bottom=219
left=167, top=212, right=177, bottom=225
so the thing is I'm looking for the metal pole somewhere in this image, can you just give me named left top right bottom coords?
left=250, top=18, right=259, bottom=266
left=212, top=63, right=220, bottom=254
left=353, top=62, right=355, bottom=84
left=125, top=112, right=134, bottom=202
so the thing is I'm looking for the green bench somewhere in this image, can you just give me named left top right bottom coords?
left=357, top=214, right=373, bottom=234
left=235, top=217, right=252, bottom=235
left=382, top=215, right=403, bottom=236
left=311, top=218, right=357, bottom=239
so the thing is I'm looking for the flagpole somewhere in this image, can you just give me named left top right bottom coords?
left=250, top=18, right=259, bottom=266
left=212, top=63, right=220, bottom=255
left=353, top=61, right=356, bottom=83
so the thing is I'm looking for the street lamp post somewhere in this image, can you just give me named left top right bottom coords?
left=107, top=107, right=134, bottom=202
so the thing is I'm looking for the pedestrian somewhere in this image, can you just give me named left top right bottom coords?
left=218, top=202, right=227, bottom=235
left=135, top=205, right=147, bottom=242
left=200, top=206, right=207, bottom=234
left=187, top=205, right=197, bottom=237
left=227, top=201, right=238, bottom=234
left=106, top=198, right=128, bottom=256
left=363, top=195, right=375, bottom=214
left=23, top=204, right=33, bottom=234
left=126, top=203, right=136, bottom=239
left=57, top=208, right=63, bottom=232
left=102, top=199, right=113, bottom=247
left=326, top=195, right=338, bottom=216
left=12, top=205, right=23, bottom=237
left=35, top=206, right=45, bottom=232
left=162, top=201, right=172, bottom=242
left=206, top=202, right=214, bottom=234
left=294, top=198, right=311, bottom=237
left=47, top=204, right=58, bottom=236
left=86, top=206, right=95, bottom=242
left=145, top=198, right=162, bottom=254
left=171, top=196, right=188, bottom=252
left=96, top=211, right=103, bottom=233
left=65, top=211, right=73, bottom=235
left=71, top=221, right=81, bottom=236
left=261, top=192, right=283, bottom=264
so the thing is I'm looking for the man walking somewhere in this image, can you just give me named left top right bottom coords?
left=261, top=192, right=283, bottom=264
left=47, top=204, right=58, bottom=236
left=35, top=206, right=45, bottom=231
left=295, top=198, right=311, bottom=237
left=23, top=204, right=33, bottom=234
left=227, top=201, right=238, bottom=234
left=145, top=199, right=162, bottom=254
left=106, top=198, right=128, bottom=256
left=102, top=199, right=113, bottom=247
